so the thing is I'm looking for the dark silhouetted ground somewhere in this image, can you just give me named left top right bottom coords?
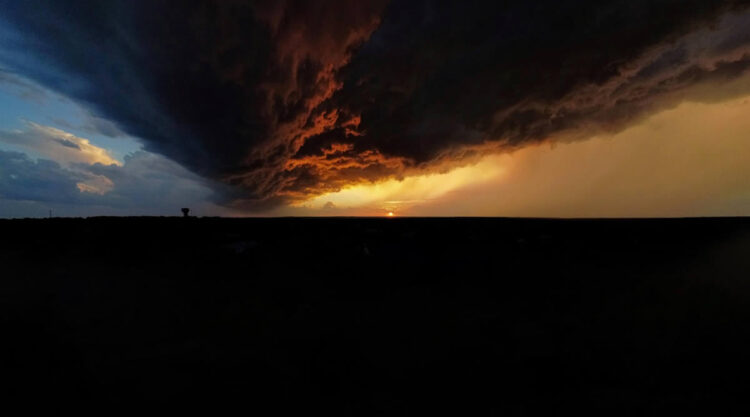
left=2, top=217, right=750, bottom=414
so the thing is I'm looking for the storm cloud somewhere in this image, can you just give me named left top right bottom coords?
left=2, top=0, right=750, bottom=209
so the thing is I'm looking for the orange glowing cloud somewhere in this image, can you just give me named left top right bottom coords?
left=287, top=93, right=750, bottom=217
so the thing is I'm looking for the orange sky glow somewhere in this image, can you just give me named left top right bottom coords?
left=271, top=91, right=750, bottom=218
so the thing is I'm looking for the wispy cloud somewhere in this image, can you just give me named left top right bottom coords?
left=0, top=123, right=229, bottom=217
left=0, top=68, right=47, bottom=103
left=0, top=148, right=227, bottom=217
left=0, top=122, right=121, bottom=166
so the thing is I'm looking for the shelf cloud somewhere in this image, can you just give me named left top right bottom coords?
left=2, top=0, right=750, bottom=210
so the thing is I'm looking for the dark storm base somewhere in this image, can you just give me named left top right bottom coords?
left=2, top=217, right=750, bottom=414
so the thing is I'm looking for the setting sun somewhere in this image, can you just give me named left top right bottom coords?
left=387, top=212, right=395, bottom=217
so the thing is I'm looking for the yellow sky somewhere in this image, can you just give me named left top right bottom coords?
left=280, top=93, right=750, bottom=217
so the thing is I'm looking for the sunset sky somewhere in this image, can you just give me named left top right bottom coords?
left=2, top=1, right=750, bottom=217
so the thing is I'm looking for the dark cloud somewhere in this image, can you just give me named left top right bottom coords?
left=54, top=139, right=81, bottom=150
left=52, top=114, right=126, bottom=139
left=1, top=1, right=750, bottom=210
left=82, top=151, right=221, bottom=210
left=0, top=150, right=89, bottom=204
left=332, top=1, right=750, bottom=158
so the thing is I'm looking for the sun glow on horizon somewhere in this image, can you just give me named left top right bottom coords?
left=283, top=92, right=750, bottom=218
left=300, top=157, right=508, bottom=214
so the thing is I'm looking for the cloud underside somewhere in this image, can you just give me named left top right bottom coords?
left=295, top=93, right=750, bottom=217
left=2, top=0, right=750, bottom=210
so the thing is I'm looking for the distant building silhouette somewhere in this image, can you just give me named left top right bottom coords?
left=181, top=208, right=190, bottom=217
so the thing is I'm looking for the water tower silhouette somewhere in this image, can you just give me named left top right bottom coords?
left=181, top=208, right=190, bottom=217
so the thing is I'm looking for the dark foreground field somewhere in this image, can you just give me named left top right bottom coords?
left=2, top=217, right=750, bottom=414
